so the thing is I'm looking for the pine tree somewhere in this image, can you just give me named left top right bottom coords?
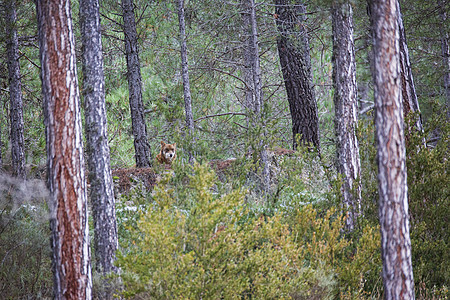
left=122, top=0, right=152, bottom=168
left=5, top=0, right=25, bottom=178
left=80, top=0, right=118, bottom=297
left=370, top=0, right=415, bottom=297
left=275, top=0, right=320, bottom=150
left=36, top=0, right=92, bottom=297
left=331, top=0, right=362, bottom=232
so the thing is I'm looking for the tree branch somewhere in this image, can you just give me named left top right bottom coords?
left=194, top=112, right=247, bottom=122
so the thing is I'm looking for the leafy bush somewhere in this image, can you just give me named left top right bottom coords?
left=406, top=109, right=449, bottom=291
left=115, top=163, right=381, bottom=299
left=0, top=175, right=52, bottom=299
left=357, top=106, right=450, bottom=296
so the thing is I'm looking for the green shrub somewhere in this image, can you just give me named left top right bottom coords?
left=115, top=163, right=382, bottom=299
left=406, top=109, right=449, bottom=290
left=0, top=176, right=52, bottom=299
left=357, top=106, right=450, bottom=296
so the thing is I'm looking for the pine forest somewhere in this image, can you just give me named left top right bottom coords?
left=0, top=0, right=448, bottom=299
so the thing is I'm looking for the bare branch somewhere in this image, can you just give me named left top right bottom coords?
left=194, top=112, right=247, bottom=123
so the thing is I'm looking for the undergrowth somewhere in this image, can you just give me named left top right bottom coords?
left=115, top=163, right=381, bottom=299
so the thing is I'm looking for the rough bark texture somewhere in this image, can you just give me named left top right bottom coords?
left=241, top=0, right=256, bottom=126
left=397, top=0, right=423, bottom=133
left=122, top=0, right=151, bottom=168
left=437, top=0, right=450, bottom=117
left=36, top=0, right=92, bottom=298
left=370, top=0, right=415, bottom=298
left=242, top=0, right=270, bottom=195
left=331, top=0, right=362, bottom=232
left=0, top=118, right=2, bottom=168
left=80, top=0, right=118, bottom=292
left=177, top=0, right=195, bottom=164
left=5, top=0, right=25, bottom=179
left=275, top=0, right=320, bottom=150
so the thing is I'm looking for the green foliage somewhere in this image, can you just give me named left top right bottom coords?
left=356, top=106, right=450, bottom=296
left=115, top=163, right=381, bottom=299
left=0, top=176, right=52, bottom=299
left=406, top=108, right=450, bottom=290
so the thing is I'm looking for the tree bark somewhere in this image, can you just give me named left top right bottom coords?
left=122, top=0, right=151, bottom=168
left=177, top=0, right=195, bottom=164
left=241, top=0, right=256, bottom=128
left=275, top=0, right=320, bottom=150
left=397, top=0, right=423, bottom=133
left=331, top=0, right=362, bottom=232
left=5, top=0, right=25, bottom=179
left=0, top=96, right=3, bottom=169
left=36, top=0, right=92, bottom=298
left=242, top=0, right=270, bottom=195
left=80, top=0, right=118, bottom=295
left=370, top=0, right=415, bottom=298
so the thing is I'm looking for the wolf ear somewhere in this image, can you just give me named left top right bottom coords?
left=160, top=141, right=165, bottom=146
left=173, top=143, right=176, bottom=148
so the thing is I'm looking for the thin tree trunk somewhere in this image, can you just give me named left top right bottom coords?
left=0, top=121, right=2, bottom=169
left=242, top=0, right=270, bottom=196
left=275, top=0, right=320, bottom=150
left=0, top=94, right=4, bottom=169
left=5, top=0, right=25, bottom=179
left=80, top=0, right=118, bottom=297
left=437, top=0, right=450, bottom=117
left=241, top=0, right=255, bottom=128
left=369, top=0, right=415, bottom=298
left=36, top=0, right=92, bottom=298
left=397, top=0, right=423, bottom=133
left=122, top=0, right=151, bottom=168
left=177, top=0, right=194, bottom=164
left=331, top=0, right=362, bottom=232
left=248, top=0, right=263, bottom=115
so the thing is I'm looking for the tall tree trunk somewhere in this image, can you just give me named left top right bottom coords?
left=0, top=100, right=3, bottom=169
left=241, top=0, right=255, bottom=127
left=241, top=0, right=270, bottom=195
left=80, top=0, right=118, bottom=296
left=122, top=0, right=151, bottom=168
left=177, top=0, right=194, bottom=164
left=36, top=0, right=92, bottom=298
left=5, top=0, right=25, bottom=178
left=437, top=0, right=450, bottom=117
left=369, top=0, right=415, bottom=298
left=275, top=0, right=320, bottom=150
left=397, top=0, right=423, bottom=133
left=331, top=0, right=362, bottom=232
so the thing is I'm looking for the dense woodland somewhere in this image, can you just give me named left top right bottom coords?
left=0, top=0, right=449, bottom=299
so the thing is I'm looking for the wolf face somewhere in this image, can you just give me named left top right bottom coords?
left=156, top=141, right=177, bottom=165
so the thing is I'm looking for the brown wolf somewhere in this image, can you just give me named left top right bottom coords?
left=156, top=141, right=177, bottom=165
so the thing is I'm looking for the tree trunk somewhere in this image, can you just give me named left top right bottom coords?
left=0, top=99, right=3, bottom=169
left=437, top=0, right=450, bottom=117
left=331, top=0, right=362, bottom=232
left=242, top=0, right=270, bottom=195
left=369, top=0, right=415, bottom=298
left=275, top=0, right=320, bottom=150
left=177, top=0, right=195, bottom=164
left=36, top=0, right=92, bottom=298
left=5, top=0, right=25, bottom=179
left=241, top=0, right=256, bottom=128
left=122, top=0, right=151, bottom=168
left=80, top=0, right=118, bottom=295
left=397, top=0, right=423, bottom=133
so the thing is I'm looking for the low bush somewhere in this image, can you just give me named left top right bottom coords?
left=115, top=163, right=381, bottom=299
left=0, top=175, right=52, bottom=299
